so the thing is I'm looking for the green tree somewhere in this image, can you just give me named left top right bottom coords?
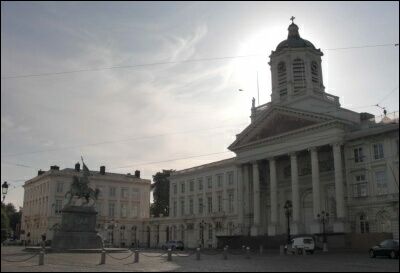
left=150, top=169, right=174, bottom=217
left=1, top=206, right=10, bottom=242
left=1, top=203, right=22, bottom=240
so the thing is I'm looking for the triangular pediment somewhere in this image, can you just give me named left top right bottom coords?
left=229, top=106, right=334, bottom=151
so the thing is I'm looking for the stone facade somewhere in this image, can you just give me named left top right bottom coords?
left=21, top=166, right=151, bottom=247
left=144, top=22, right=399, bottom=249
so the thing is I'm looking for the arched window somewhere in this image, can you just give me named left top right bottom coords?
left=277, top=62, right=287, bottom=98
left=359, top=213, right=369, bottom=233
left=292, top=58, right=306, bottom=94
left=311, top=61, right=319, bottom=84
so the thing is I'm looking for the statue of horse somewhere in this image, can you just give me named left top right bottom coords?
left=65, top=176, right=99, bottom=206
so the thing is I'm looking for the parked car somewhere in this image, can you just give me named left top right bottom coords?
left=369, top=239, right=399, bottom=259
left=285, top=236, right=315, bottom=254
left=162, top=240, right=184, bottom=250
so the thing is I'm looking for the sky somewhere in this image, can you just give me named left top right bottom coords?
left=1, top=1, right=399, bottom=208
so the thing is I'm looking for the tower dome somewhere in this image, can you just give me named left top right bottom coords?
left=275, top=23, right=317, bottom=52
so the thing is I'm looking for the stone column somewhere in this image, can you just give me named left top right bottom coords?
left=251, top=162, right=260, bottom=236
left=310, top=147, right=321, bottom=234
left=333, top=143, right=346, bottom=232
left=268, top=158, right=278, bottom=236
left=290, top=152, right=301, bottom=235
left=237, top=165, right=244, bottom=227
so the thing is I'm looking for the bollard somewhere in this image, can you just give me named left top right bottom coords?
left=38, top=250, right=44, bottom=266
left=100, top=250, right=106, bottom=265
left=134, top=250, right=139, bottom=263
left=259, top=245, right=263, bottom=255
left=280, top=245, right=284, bottom=255
left=223, top=247, right=228, bottom=260
left=167, top=248, right=172, bottom=261
left=196, top=248, right=201, bottom=260
left=246, top=247, right=251, bottom=259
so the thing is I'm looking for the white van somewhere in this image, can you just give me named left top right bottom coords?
left=285, top=236, right=315, bottom=254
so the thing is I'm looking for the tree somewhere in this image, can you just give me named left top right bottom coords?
left=1, top=203, right=22, bottom=240
left=150, top=169, right=174, bottom=217
left=1, top=206, right=10, bottom=242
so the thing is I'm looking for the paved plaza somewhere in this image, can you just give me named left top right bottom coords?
left=1, top=246, right=399, bottom=272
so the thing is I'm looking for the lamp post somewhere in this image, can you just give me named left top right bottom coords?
left=317, top=211, right=329, bottom=252
left=284, top=200, right=292, bottom=244
left=2, top=181, right=9, bottom=203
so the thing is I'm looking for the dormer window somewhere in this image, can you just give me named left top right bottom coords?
left=292, top=58, right=306, bottom=94
left=277, top=62, right=287, bottom=98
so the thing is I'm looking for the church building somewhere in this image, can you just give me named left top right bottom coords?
left=153, top=20, right=399, bottom=249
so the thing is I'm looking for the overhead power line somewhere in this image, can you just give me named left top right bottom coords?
left=1, top=123, right=247, bottom=158
left=1, top=43, right=398, bottom=80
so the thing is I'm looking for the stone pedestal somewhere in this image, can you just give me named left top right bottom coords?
left=52, top=206, right=102, bottom=250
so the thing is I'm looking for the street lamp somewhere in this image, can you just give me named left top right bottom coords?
left=317, top=211, right=329, bottom=252
left=284, top=200, right=292, bottom=244
left=2, top=181, right=9, bottom=203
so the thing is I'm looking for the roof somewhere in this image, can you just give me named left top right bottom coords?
left=171, top=157, right=236, bottom=177
left=274, top=23, right=318, bottom=53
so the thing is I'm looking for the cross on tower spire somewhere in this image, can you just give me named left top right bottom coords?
left=290, top=16, right=295, bottom=23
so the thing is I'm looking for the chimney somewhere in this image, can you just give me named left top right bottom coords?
left=38, top=169, right=45, bottom=176
left=134, top=170, right=140, bottom=178
left=50, top=165, right=59, bottom=171
left=100, top=166, right=106, bottom=175
left=75, top=162, right=80, bottom=172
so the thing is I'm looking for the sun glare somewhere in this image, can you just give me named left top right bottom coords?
left=231, top=26, right=285, bottom=105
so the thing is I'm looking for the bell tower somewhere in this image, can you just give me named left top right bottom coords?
left=269, top=18, right=325, bottom=104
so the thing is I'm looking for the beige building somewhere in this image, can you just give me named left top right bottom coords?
left=21, top=164, right=151, bottom=247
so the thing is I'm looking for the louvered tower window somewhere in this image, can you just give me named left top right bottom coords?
left=277, top=62, right=287, bottom=98
left=311, top=61, right=319, bottom=84
left=292, top=58, right=306, bottom=94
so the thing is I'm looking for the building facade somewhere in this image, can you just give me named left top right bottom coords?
left=21, top=164, right=151, bottom=246
left=157, top=21, right=399, bottom=249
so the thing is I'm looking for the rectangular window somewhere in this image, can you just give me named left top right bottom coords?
left=207, top=196, right=213, bottom=214
left=56, top=182, right=63, bottom=193
left=173, top=184, right=177, bottom=195
left=228, top=192, right=234, bottom=213
left=173, top=201, right=177, bottom=217
left=375, top=171, right=388, bottom=195
left=55, top=199, right=63, bottom=214
left=354, top=147, right=364, bottom=163
left=217, top=195, right=222, bottom=212
left=121, top=203, right=127, bottom=218
left=207, top=177, right=212, bottom=189
left=181, top=182, right=185, bottom=194
left=208, top=224, right=213, bottom=240
left=353, top=174, right=368, bottom=197
left=198, top=178, right=203, bottom=191
left=198, top=198, right=203, bottom=214
left=121, top=188, right=128, bottom=199
left=227, top=172, right=234, bottom=185
left=373, top=143, right=384, bottom=160
left=109, top=187, right=116, bottom=197
left=132, top=188, right=140, bottom=200
left=217, top=175, right=223, bottom=188
left=131, top=204, right=138, bottom=218
left=108, top=203, right=115, bottom=217
left=189, top=180, right=194, bottom=192
left=189, top=198, right=193, bottom=215
left=181, top=200, right=185, bottom=216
